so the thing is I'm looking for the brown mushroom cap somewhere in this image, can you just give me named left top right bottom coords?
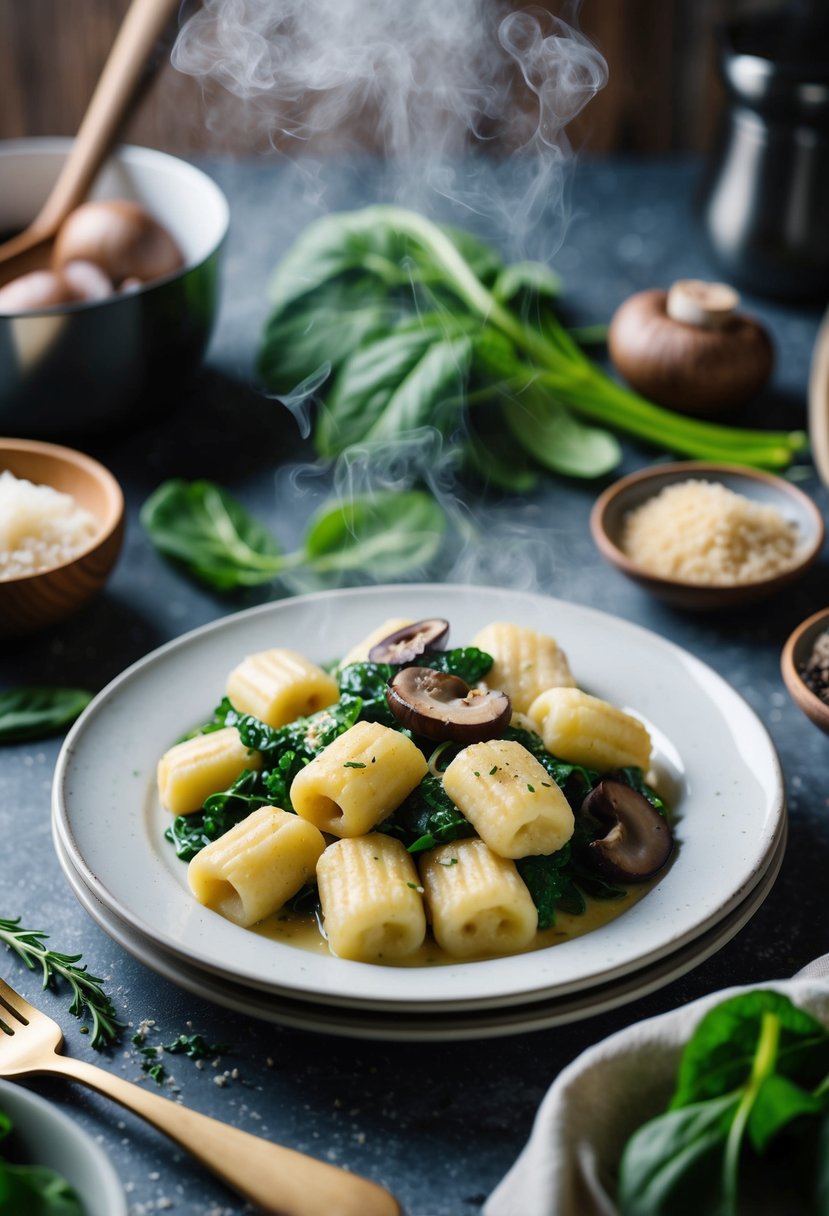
left=580, top=778, right=673, bottom=882
left=386, top=666, right=511, bottom=744
left=53, top=200, right=184, bottom=287
left=369, top=618, right=449, bottom=665
left=607, top=286, right=774, bottom=417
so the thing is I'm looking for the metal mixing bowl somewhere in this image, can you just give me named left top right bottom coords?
left=0, top=139, right=229, bottom=437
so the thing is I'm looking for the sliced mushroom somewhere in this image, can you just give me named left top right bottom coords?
left=579, top=779, right=673, bottom=882
left=386, top=666, right=510, bottom=744
left=369, top=617, right=449, bottom=665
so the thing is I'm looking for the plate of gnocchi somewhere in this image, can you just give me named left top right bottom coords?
left=52, top=584, right=785, bottom=1014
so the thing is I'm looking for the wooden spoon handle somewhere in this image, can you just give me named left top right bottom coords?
left=31, top=0, right=180, bottom=238
left=42, top=1056, right=401, bottom=1216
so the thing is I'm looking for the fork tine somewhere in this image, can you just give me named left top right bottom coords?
left=0, top=976, right=33, bottom=1026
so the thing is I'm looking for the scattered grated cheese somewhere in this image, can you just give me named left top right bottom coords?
left=0, top=469, right=98, bottom=580
left=621, top=479, right=800, bottom=585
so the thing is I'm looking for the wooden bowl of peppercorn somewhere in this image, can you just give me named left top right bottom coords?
left=782, top=608, right=829, bottom=735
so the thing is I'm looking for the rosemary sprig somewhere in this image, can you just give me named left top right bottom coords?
left=0, top=916, right=123, bottom=1049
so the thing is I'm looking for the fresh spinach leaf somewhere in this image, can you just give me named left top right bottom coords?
left=619, top=992, right=829, bottom=1216
left=258, top=280, right=393, bottom=396
left=501, top=389, right=621, bottom=479
left=619, top=1094, right=740, bottom=1216
left=0, top=1161, right=85, bottom=1215
left=670, top=991, right=829, bottom=1111
left=0, top=687, right=93, bottom=743
left=258, top=205, right=806, bottom=481
left=140, top=479, right=283, bottom=589
left=303, top=490, right=445, bottom=579
left=142, top=480, right=446, bottom=592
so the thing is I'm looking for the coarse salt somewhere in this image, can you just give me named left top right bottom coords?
left=621, top=479, right=799, bottom=585
left=0, top=469, right=98, bottom=580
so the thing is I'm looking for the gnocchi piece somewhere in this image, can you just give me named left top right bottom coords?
left=188, top=805, right=325, bottom=927
left=290, top=720, right=428, bottom=837
left=226, top=648, right=339, bottom=727
left=442, top=739, right=574, bottom=858
left=317, top=834, right=426, bottom=961
left=528, top=687, right=651, bottom=773
left=419, top=839, right=538, bottom=958
left=471, top=622, right=576, bottom=713
left=157, top=726, right=261, bottom=815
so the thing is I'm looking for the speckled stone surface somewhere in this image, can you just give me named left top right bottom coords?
left=0, top=155, right=826, bottom=1216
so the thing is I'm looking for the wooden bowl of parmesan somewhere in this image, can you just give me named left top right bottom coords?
left=0, top=437, right=124, bottom=636
left=590, top=461, right=825, bottom=610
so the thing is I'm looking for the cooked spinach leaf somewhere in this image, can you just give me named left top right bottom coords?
left=415, top=646, right=493, bottom=684
left=379, top=774, right=475, bottom=853
left=337, top=662, right=396, bottom=725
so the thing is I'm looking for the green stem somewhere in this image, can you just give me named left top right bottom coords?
left=529, top=367, right=805, bottom=467
left=723, top=1012, right=781, bottom=1213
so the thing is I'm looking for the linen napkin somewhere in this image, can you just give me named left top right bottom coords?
left=483, top=960, right=829, bottom=1216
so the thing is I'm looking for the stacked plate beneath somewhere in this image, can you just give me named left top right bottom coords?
left=52, top=586, right=787, bottom=1041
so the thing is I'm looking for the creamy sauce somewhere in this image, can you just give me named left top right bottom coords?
left=253, top=879, right=655, bottom=967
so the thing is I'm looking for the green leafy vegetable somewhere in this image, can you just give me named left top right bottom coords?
left=0, top=917, right=122, bottom=1049
left=0, top=1110, right=83, bottom=1216
left=618, top=990, right=829, bottom=1216
left=379, top=773, right=476, bottom=853
left=337, top=663, right=397, bottom=725
left=258, top=206, right=807, bottom=479
left=415, top=647, right=494, bottom=684
left=0, top=688, right=92, bottom=744
left=141, top=479, right=446, bottom=592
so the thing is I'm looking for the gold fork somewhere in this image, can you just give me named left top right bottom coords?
left=0, top=975, right=401, bottom=1216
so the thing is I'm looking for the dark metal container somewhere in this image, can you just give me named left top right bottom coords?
left=700, top=7, right=829, bottom=304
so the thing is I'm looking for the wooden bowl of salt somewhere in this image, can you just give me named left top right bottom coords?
left=0, top=438, right=124, bottom=636
left=590, top=461, right=824, bottom=611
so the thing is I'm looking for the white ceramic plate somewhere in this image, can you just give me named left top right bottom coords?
left=54, top=823, right=786, bottom=1040
left=53, top=585, right=785, bottom=1012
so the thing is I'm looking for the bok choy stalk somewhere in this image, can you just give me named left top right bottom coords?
left=258, top=206, right=807, bottom=483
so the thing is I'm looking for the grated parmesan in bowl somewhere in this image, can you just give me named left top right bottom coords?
left=0, top=469, right=100, bottom=581
left=620, top=479, right=799, bottom=586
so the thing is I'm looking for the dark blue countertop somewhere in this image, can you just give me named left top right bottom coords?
left=0, top=155, right=826, bottom=1216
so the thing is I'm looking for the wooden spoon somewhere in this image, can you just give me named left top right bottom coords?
left=0, top=0, right=180, bottom=286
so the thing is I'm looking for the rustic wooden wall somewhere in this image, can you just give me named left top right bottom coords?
left=0, top=0, right=783, bottom=156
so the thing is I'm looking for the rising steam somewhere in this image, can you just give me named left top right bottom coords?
left=172, top=2, right=610, bottom=594
left=172, top=0, right=607, bottom=256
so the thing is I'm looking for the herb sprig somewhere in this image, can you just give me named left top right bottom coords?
left=0, top=917, right=123, bottom=1049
